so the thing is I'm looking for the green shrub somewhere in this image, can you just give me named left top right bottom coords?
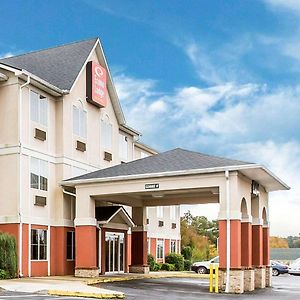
left=181, top=246, right=192, bottom=260
left=147, top=254, right=156, bottom=271
left=184, top=259, right=192, bottom=271
left=0, top=269, right=9, bottom=279
left=165, top=253, right=184, bottom=271
left=153, top=263, right=162, bottom=271
left=0, top=232, right=17, bottom=279
left=160, top=263, right=175, bottom=271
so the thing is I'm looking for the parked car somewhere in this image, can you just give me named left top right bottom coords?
left=289, top=258, right=300, bottom=275
left=271, top=260, right=289, bottom=276
left=191, top=256, right=219, bottom=274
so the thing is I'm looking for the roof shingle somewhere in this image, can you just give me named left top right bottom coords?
left=0, top=38, right=98, bottom=90
left=67, top=148, right=253, bottom=181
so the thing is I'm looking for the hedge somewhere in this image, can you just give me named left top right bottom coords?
left=0, top=232, right=17, bottom=279
left=165, top=253, right=184, bottom=271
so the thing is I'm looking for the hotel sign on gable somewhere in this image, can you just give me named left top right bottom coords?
left=86, top=61, right=107, bottom=108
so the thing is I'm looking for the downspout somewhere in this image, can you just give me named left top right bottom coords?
left=18, top=75, right=31, bottom=277
left=225, top=170, right=231, bottom=293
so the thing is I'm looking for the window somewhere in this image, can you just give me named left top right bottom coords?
left=170, top=206, right=176, bottom=220
left=170, top=240, right=177, bottom=253
left=156, top=239, right=164, bottom=259
left=73, top=105, right=87, bottom=138
left=30, top=91, right=48, bottom=126
left=31, top=158, right=48, bottom=191
left=157, top=206, right=163, bottom=219
left=101, top=116, right=112, bottom=151
left=119, top=134, right=128, bottom=161
left=67, top=231, right=75, bottom=260
left=31, top=229, right=47, bottom=260
left=147, top=238, right=151, bottom=254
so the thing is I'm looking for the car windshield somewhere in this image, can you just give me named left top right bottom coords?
left=211, top=256, right=219, bottom=263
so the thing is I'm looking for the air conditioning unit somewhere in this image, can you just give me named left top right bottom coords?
left=34, top=196, right=46, bottom=207
left=76, top=140, right=86, bottom=152
left=158, top=221, right=164, bottom=227
left=104, top=151, right=112, bottom=161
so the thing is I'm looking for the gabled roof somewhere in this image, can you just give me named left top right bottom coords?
left=0, top=38, right=98, bottom=91
left=95, top=206, right=135, bottom=227
left=66, top=148, right=253, bottom=181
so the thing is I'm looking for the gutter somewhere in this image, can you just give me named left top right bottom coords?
left=18, top=74, right=31, bottom=277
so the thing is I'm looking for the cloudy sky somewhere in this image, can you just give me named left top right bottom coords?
left=1, top=0, right=300, bottom=236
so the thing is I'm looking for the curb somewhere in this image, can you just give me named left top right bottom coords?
left=87, top=273, right=209, bottom=285
left=48, top=290, right=125, bottom=299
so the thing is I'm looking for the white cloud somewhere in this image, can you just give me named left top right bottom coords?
left=0, top=52, right=14, bottom=59
left=233, top=141, right=300, bottom=236
left=263, top=0, right=300, bottom=14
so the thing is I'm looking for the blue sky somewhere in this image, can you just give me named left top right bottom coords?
left=1, top=0, right=300, bottom=236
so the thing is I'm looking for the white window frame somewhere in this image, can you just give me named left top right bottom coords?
left=30, top=90, right=48, bottom=126
left=73, top=104, right=87, bottom=139
left=156, top=239, right=164, bottom=260
left=147, top=238, right=151, bottom=255
left=101, top=115, right=113, bottom=151
left=119, top=134, right=128, bottom=161
left=30, top=157, right=48, bottom=191
left=31, top=229, right=47, bottom=261
left=157, top=206, right=163, bottom=219
left=170, top=240, right=177, bottom=253
left=170, top=206, right=176, bottom=220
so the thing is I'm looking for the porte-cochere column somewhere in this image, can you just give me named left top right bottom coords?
left=129, top=207, right=149, bottom=273
left=74, top=191, right=98, bottom=277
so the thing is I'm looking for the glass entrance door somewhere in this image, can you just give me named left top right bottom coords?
left=105, top=232, right=125, bottom=273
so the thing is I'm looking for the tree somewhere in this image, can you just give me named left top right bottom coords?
left=270, top=236, right=288, bottom=248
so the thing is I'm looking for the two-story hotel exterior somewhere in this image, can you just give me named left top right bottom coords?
left=0, top=38, right=180, bottom=277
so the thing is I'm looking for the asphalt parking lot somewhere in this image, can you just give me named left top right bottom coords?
left=0, top=290, right=96, bottom=300
left=0, top=274, right=299, bottom=299
left=99, top=274, right=300, bottom=300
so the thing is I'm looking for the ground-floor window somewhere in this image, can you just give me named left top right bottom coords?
left=147, top=238, right=151, bottom=254
left=67, top=231, right=75, bottom=260
left=156, top=239, right=164, bottom=259
left=170, top=240, right=176, bottom=253
left=31, top=229, right=47, bottom=260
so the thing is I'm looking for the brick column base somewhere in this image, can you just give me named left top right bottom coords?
left=265, top=266, right=272, bottom=287
left=129, top=265, right=150, bottom=274
left=243, top=269, right=255, bottom=292
left=218, top=269, right=244, bottom=294
left=254, top=267, right=266, bottom=289
left=75, top=267, right=99, bottom=277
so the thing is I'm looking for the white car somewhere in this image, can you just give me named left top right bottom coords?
left=191, top=256, right=219, bottom=274
left=289, top=258, right=300, bottom=275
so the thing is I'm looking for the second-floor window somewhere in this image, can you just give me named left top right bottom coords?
left=157, top=206, right=163, bottom=219
left=101, top=115, right=112, bottom=151
left=31, top=157, right=48, bottom=191
left=30, top=91, right=48, bottom=126
left=119, top=134, right=128, bottom=161
left=170, top=206, right=176, bottom=220
left=73, top=104, right=87, bottom=139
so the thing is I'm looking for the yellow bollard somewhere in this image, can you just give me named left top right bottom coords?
left=209, top=263, right=219, bottom=293
left=215, top=264, right=219, bottom=293
left=209, top=264, right=214, bottom=293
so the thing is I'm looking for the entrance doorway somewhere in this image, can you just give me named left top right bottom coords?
left=105, top=232, right=125, bottom=273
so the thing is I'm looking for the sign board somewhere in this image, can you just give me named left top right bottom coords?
left=145, top=183, right=159, bottom=190
left=86, top=61, right=107, bottom=108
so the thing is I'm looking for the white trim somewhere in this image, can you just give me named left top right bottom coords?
left=241, top=216, right=253, bottom=223
left=47, top=225, right=50, bottom=276
left=74, top=217, right=97, bottom=226
left=0, top=216, right=74, bottom=227
left=252, top=218, right=264, bottom=226
left=63, top=164, right=289, bottom=191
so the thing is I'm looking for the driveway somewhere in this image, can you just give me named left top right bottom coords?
left=98, top=274, right=300, bottom=299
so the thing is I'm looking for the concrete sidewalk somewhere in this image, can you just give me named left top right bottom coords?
left=0, top=276, right=124, bottom=299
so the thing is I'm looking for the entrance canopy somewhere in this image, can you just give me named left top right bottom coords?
left=63, top=148, right=289, bottom=209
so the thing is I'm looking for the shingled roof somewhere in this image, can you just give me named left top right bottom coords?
left=0, top=38, right=98, bottom=90
left=66, top=148, right=253, bottom=182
